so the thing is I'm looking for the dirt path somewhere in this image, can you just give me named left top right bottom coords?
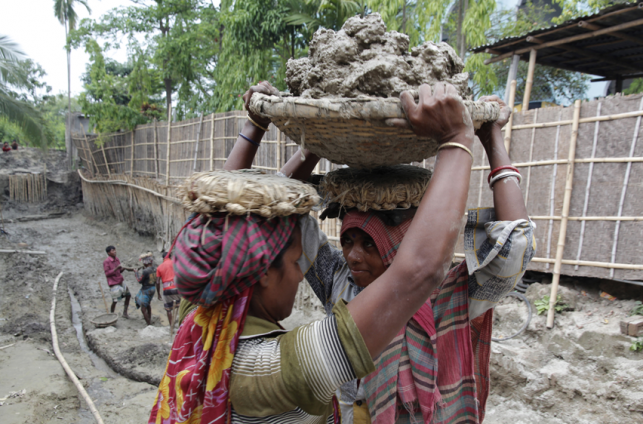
left=0, top=212, right=170, bottom=423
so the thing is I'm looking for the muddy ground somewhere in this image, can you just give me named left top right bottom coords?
left=1, top=149, right=642, bottom=424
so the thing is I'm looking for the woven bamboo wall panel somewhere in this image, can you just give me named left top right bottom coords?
left=72, top=93, right=643, bottom=281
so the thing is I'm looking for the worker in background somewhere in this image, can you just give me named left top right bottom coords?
left=103, top=245, right=132, bottom=318
left=2, top=142, right=11, bottom=152
left=135, top=252, right=157, bottom=325
left=156, top=251, right=180, bottom=329
left=11, top=140, right=18, bottom=150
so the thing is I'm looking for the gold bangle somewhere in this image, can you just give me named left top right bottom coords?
left=247, top=114, right=269, bottom=132
left=437, top=142, right=474, bottom=162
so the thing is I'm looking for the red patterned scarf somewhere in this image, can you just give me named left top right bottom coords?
left=341, top=211, right=492, bottom=423
left=149, top=213, right=298, bottom=424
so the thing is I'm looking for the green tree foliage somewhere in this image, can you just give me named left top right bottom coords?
left=79, top=40, right=153, bottom=135
left=624, top=79, right=643, bottom=95
left=70, top=0, right=219, bottom=119
left=0, top=35, right=52, bottom=148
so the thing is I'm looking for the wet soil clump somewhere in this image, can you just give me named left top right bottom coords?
left=286, top=13, right=470, bottom=99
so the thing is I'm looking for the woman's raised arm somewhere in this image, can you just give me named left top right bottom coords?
left=346, top=83, right=476, bottom=358
left=224, top=82, right=279, bottom=171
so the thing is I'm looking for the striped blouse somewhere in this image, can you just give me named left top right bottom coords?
left=230, top=301, right=375, bottom=423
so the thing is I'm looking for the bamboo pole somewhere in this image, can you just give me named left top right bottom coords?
left=504, top=80, right=517, bottom=152
left=452, top=253, right=643, bottom=271
left=524, top=109, right=538, bottom=206
left=547, top=99, right=581, bottom=329
left=522, top=49, right=537, bottom=111
left=152, top=120, right=158, bottom=179
left=50, top=272, right=105, bottom=424
left=511, top=109, right=643, bottom=130
left=609, top=96, right=643, bottom=278
left=100, top=144, right=111, bottom=177
left=576, top=102, right=602, bottom=270
left=130, top=130, right=135, bottom=176
left=209, top=114, right=215, bottom=171
left=166, top=106, right=172, bottom=186
left=193, top=113, right=204, bottom=172
left=84, top=133, right=100, bottom=176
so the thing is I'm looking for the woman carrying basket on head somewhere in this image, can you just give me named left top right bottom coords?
left=221, top=81, right=536, bottom=424
left=149, top=82, right=503, bottom=423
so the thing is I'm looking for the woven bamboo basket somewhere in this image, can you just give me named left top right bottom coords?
left=249, top=93, right=500, bottom=168
left=90, top=313, right=119, bottom=328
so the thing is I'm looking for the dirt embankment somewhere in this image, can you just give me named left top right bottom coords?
left=487, top=277, right=643, bottom=424
left=0, top=147, right=82, bottom=218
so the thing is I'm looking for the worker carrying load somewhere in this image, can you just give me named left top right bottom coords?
left=149, top=13, right=535, bottom=424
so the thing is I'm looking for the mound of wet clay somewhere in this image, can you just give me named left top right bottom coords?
left=286, top=13, right=470, bottom=99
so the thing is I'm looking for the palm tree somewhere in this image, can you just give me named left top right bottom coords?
left=0, top=35, right=50, bottom=147
left=54, top=0, right=90, bottom=166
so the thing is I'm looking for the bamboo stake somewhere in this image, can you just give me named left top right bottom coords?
left=522, top=49, right=537, bottom=111
left=130, top=130, right=135, bottom=176
left=209, top=114, right=215, bottom=171
left=100, top=144, right=111, bottom=177
left=609, top=96, right=643, bottom=278
left=547, top=99, right=581, bottom=329
left=576, top=102, right=602, bottom=270
left=504, top=80, right=517, bottom=152
left=153, top=120, right=159, bottom=179
left=193, top=113, right=204, bottom=172
left=50, top=272, right=105, bottom=424
left=166, top=105, right=172, bottom=186
left=524, top=109, right=538, bottom=206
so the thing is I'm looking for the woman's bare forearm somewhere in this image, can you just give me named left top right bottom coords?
left=223, top=122, right=265, bottom=171
left=485, top=126, right=528, bottom=222
left=347, top=131, right=474, bottom=357
left=280, top=149, right=320, bottom=181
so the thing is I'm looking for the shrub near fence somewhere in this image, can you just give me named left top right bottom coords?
left=74, top=93, right=643, bottom=282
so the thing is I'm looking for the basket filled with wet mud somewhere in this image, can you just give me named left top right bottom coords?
left=249, top=13, right=500, bottom=168
left=91, top=313, right=119, bottom=328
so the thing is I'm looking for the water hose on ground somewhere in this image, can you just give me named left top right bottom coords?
left=50, top=272, right=105, bottom=424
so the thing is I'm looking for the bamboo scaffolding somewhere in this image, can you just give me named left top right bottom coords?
left=547, top=99, right=581, bottom=329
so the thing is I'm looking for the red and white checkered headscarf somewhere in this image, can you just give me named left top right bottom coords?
left=340, top=210, right=413, bottom=267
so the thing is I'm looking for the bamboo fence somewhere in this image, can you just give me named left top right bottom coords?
left=9, top=173, right=47, bottom=203
left=73, top=93, right=643, bottom=284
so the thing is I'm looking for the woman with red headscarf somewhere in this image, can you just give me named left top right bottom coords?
left=151, top=81, right=490, bottom=424
left=225, top=81, right=535, bottom=424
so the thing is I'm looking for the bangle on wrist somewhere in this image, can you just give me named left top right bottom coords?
left=489, top=171, right=522, bottom=189
left=247, top=114, right=269, bottom=132
left=239, top=132, right=260, bottom=147
left=437, top=142, right=474, bottom=162
left=488, top=165, right=520, bottom=184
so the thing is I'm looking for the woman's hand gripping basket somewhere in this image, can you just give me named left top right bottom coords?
left=249, top=93, right=500, bottom=168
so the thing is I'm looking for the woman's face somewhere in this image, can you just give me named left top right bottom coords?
left=341, top=228, right=387, bottom=288
left=252, top=226, right=304, bottom=323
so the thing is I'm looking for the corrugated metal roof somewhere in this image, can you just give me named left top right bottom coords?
left=471, top=1, right=643, bottom=79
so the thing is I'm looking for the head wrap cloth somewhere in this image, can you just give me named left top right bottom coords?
left=149, top=212, right=298, bottom=424
left=173, top=213, right=298, bottom=307
left=340, top=209, right=487, bottom=424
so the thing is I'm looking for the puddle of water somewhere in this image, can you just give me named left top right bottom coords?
left=68, top=288, right=117, bottom=378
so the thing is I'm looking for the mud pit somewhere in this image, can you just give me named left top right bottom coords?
left=286, top=13, right=470, bottom=99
